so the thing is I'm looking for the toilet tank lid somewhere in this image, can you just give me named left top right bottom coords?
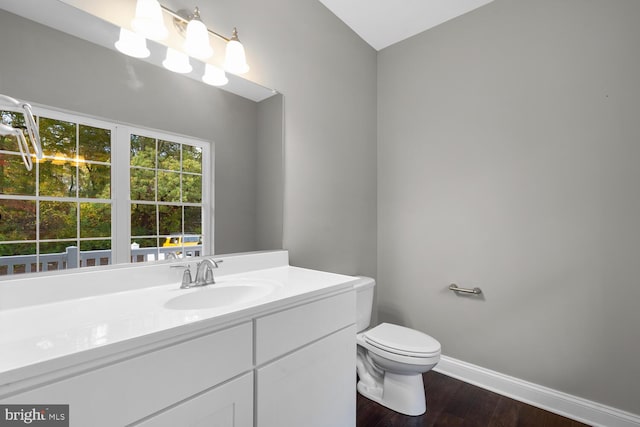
left=364, top=323, right=441, bottom=356
left=352, top=276, right=375, bottom=290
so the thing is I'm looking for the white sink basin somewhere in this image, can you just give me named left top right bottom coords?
left=164, top=278, right=281, bottom=310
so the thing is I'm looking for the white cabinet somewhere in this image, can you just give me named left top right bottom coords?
left=256, top=326, right=355, bottom=427
left=1, top=289, right=356, bottom=427
left=133, top=372, right=253, bottom=427
left=2, top=323, right=253, bottom=427
left=255, top=292, right=356, bottom=427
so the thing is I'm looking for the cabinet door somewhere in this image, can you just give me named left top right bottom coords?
left=2, top=323, right=252, bottom=426
left=133, top=372, right=253, bottom=427
left=256, top=326, right=356, bottom=427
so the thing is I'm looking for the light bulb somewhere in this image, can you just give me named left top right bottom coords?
left=162, top=48, right=193, bottom=74
left=115, top=28, right=150, bottom=58
left=224, top=28, right=249, bottom=74
left=183, top=8, right=213, bottom=60
left=202, top=64, right=228, bottom=86
left=132, top=0, right=168, bottom=40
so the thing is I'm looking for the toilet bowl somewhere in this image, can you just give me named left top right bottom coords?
left=354, top=277, right=441, bottom=416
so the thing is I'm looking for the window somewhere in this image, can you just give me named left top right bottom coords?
left=129, top=130, right=206, bottom=262
left=0, top=107, right=211, bottom=276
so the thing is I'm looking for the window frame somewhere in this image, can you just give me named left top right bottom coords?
left=0, top=104, right=213, bottom=275
left=118, top=125, right=212, bottom=264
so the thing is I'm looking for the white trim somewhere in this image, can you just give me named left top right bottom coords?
left=434, top=355, right=640, bottom=427
left=113, top=125, right=130, bottom=265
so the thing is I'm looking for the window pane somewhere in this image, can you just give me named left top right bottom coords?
left=40, top=241, right=73, bottom=271
left=39, top=161, right=76, bottom=198
left=133, top=237, right=157, bottom=248
left=40, top=117, right=77, bottom=158
left=182, top=173, right=202, bottom=203
left=79, top=163, right=110, bottom=198
left=0, top=199, right=36, bottom=240
left=158, top=171, right=180, bottom=202
left=40, top=201, right=77, bottom=240
left=0, top=243, right=36, bottom=275
left=131, top=203, right=156, bottom=236
left=130, top=137, right=204, bottom=267
left=158, top=140, right=180, bottom=171
left=182, top=145, right=202, bottom=173
left=131, top=238, right=158, bottom=263
left=130, top=168, right=155, bottom=201
left=130, top=135, right=156, bottom=168
left=184, top=206, right=202, bottom=235
left=79, top=125, right=111, bottom=163
left=0, top=153, right=36, bottom=196
left=158, top=205, right=182, bottom=236
left=80, top=240, right=112, bottom=267
left=80, top=203, right=111, bottom=238
left=0, top=111, right=28, bottom=153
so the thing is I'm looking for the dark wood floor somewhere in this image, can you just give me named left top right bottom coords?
left=357, top=371, right=590, bottom=427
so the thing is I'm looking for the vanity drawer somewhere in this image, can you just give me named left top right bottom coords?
left=255, top=290, right=355, bottom=365
left=2, top=322, right=253, bottom=427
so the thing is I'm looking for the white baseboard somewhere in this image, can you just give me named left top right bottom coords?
left=433, top=355, right=640, bottom=427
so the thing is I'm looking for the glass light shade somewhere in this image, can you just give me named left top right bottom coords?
left=115, top=28, right=150, bottom=58
left=162, top=48, right=193, bottom=74
left=132, top=0, right=168, bottom=40
left=184, top=19, right=213, bottom=60
left=202, top=64, right=229, bottom=86
left=224, top=39, right=249, bottom=74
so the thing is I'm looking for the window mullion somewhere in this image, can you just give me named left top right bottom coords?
left=112, top=126, right=131, bottom=265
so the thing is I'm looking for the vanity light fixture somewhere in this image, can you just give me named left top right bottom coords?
left=202, top=64, right=229, bottom=86
left=162, top=48, right=193, bottom=74
left=182, top=7, right=213, bottom=60
left=224, top=28, right=250, bottom=74
left=115, top=1, right=250, bottom=86
left=115, top=28, right=151, bottom=58
left=132, top=0, right=168, bottom=41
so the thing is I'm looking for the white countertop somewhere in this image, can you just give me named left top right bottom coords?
left=0, top=263, right=356, bottom=390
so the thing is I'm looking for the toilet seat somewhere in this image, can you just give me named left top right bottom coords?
left=363, top=323, right=441, bottom=358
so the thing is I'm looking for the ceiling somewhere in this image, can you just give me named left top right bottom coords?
left=317, top=0, right=495, bottom=51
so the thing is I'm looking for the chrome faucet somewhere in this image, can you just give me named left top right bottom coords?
left=193, top=258, right=223, bottom=287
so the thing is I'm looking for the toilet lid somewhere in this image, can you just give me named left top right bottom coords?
left=364, top=323, right=441, bottom=357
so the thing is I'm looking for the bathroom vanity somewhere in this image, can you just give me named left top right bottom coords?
left=0, top=251, right=357, bottom=427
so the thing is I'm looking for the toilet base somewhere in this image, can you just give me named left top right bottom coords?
left=357, top=372, right=426, bottom=416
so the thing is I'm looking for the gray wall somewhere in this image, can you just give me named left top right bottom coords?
left=225, top=0, right=378, bottom=276
left=0, top=10, right=264, bottom=254
left=378, top=0, right=640, bottom=415
left=256, top=94, right=284, bottom=251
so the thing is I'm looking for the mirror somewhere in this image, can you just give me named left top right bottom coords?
left=0, top=3, right=283, bottom=277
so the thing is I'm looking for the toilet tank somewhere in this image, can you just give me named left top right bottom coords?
left=353, top=276, right=375, bottom=332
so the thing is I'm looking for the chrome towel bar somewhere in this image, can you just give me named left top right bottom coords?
left=449, top=284, right=482, bottom=295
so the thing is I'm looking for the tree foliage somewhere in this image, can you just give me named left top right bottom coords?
left=0, top=116, right=203, bottom=272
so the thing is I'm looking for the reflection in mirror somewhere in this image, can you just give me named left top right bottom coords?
left=0, top=6, right=284, bottom=277
left=130, top=131, right=206, bottom=263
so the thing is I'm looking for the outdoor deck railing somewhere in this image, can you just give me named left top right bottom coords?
left=0, top=245, right=202, bottom=275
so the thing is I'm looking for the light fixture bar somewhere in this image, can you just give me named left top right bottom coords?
left=160, top=5, right=231, bottom=42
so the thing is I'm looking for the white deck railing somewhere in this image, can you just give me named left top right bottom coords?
left=0, top=245, right=202, bottom=275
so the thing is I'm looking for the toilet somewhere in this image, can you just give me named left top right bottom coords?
left=354, top=277, right=441, bottom=416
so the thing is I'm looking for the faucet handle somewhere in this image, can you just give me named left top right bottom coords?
left=182, top=268, right=193, bottom=288
left=211, top=259, right=223, bottom=268
left=171, top=264, right=194, bottom=288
